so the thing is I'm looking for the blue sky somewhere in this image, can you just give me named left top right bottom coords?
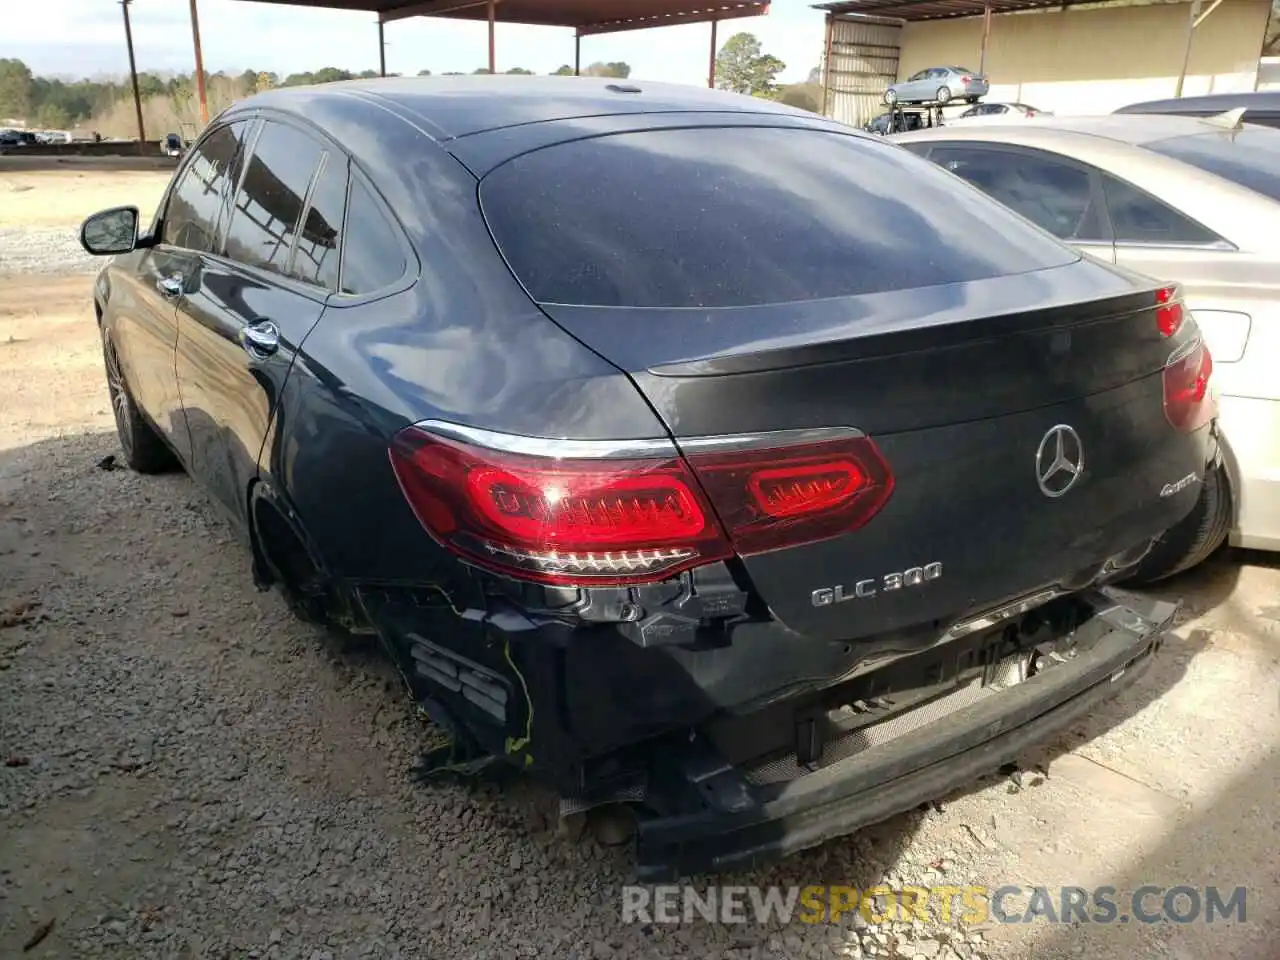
left=4, top=0, right=825, bottom=87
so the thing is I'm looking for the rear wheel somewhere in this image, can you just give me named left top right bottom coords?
left=1119, top=461, right=1232, bottom=585
left=883, top=89, right=898, bottom=105
left=936, top=85, right=952, bottom=103
left=103, top=331, right=175, bottom=474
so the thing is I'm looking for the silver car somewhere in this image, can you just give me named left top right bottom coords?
left=891, top=114, right=1280, bottom=577
left=884, top=66, right=989, bottom=106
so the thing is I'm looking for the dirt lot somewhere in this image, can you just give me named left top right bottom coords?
left=0, top=164, right=170, bottom=276
left=1, top=172, right=1278, bottom=960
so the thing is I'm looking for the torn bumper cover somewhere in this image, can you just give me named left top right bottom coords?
left=634, top=588, right=1179, bottom=881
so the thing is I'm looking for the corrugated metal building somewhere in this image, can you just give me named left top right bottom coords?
left=815, top=0, right=1274, bottom=127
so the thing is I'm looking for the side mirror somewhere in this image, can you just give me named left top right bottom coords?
left=80, top=206, right=140, bottom=256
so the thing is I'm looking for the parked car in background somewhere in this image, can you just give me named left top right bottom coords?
left=885, top=66, right=989, bottom=105
left=1115, top=90, right=1280, bottom=130
left=892, top=113, right=1280, bottom=577
left=162, top=132, right=185, bottom=157
left=949, top=102, right=1050, bottom=124
left=862, top=106, right=940, bottom=135
left=78, top=76, right=1205, bottom=879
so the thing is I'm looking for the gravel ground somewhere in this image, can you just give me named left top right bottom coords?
left=2, top=193, right=1278, bottom=960
left=0, top=227, right=99, bottom=276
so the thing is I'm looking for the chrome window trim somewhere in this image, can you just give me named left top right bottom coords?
left=1113, top=239, right=1238, bottom=252
left=416, top=421, right=864, bottom=460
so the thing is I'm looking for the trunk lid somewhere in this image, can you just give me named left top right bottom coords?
left=536, top=262, right=1211, bottom=642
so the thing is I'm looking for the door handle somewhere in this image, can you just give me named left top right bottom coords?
left=156, top=274, right=183, bottom=298
left=240, top=320, right=280, bottom=359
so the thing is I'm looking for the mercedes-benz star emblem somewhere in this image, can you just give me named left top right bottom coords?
left=1035, top=424, right=1084, bottom=498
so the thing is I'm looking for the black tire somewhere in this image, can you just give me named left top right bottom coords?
left=884, top=89, right=898, bottom=105
left=1119, top=462, right=1232, bottom=586
left=103, top=330, right=176, bottom=474
left=936, top=85, right=952, bottom=103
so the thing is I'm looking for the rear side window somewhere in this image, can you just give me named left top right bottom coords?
left=894, top=144, right=1106, bottom=243
left=339, top=177, right=406, bottom=295
left=223, top=120, right=324, bottom=279
left=1146, top=128, right=1280, bottom=204
left=479, top=127, right=1078, bottom=308
left=1099, top=173, right=1221, bottom=245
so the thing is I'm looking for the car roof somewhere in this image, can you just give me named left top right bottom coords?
left=236, top=75, right=814, bottom=142
left=1115, top=90, right=1280, bottom=115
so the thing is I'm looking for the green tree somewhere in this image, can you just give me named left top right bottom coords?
left=356, top=69, right=380, bottom=79
left=417, top=69, right=433, bottom=76
left=34, top=101, right=73, bottom=129
left=472, top=67, right=492, bottom=74
left=551, top=64, right=574, bottom=76
left=505, top=67, right=533, bottom=75
left=0, top=58, right=33, bottom=119
left=714, top=32, right=785, bottom=97
left=582, top=61, right=630, bottom=78
left=777, top=83, right=821, bottom=113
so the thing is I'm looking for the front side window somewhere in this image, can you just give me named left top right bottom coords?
left=292, top=153, right=347, bottom=290
left=1099, top=173, right=1221, bottom=245
left=223, top=120, right=326, bottom=279
left=162, top=121, right=248, bottom=253
left=928, top=145, right=1107, bottom=243
left=479, top=126, right=1078, bottom=309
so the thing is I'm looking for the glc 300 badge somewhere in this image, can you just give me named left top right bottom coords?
left=812, top=562, right=943, bottom=606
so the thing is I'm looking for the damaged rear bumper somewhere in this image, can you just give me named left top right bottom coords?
left=634, top=588, right=1178, bottom=881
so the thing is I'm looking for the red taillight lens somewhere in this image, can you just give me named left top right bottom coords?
left=1156, top=285, right=1184, bottom=337
left=389, top=427, right=896, bottom=584
left=960, top=75, right=972, bottom=83
left=1163, top=338, right=1214, bottom=432
left=685, top=437, right=895, bottom=556
left=388, top=427, right=732, bottom=585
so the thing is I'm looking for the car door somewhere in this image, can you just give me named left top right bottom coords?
left=111, top=120, right=251, bottom=467
left=910, top=142, right=1117, bottom=262
left=900, top=70, right=929, bottom=100
left=174, top=116, right=347, bottom=535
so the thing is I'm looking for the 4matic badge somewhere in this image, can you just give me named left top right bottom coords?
left=812, top=562, right=943, bottom=607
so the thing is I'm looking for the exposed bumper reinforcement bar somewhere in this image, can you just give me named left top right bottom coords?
left=634, top=588, right=1179, bottom=881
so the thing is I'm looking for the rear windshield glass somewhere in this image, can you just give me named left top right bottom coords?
left=479, top=126, right=1078, bottom=308
left=1146, top=128, right=1280, bottom=204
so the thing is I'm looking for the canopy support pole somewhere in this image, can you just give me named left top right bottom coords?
left=488, top=0, right=496, bottom=73
left=979, top=0, right=992, bottom=75
left=121, top=0, right=147, bottom=150
left=708, top=18, right=718, bottom=88
left=379, top=19, right=387, bottom=75
left=189, top=0, right=209, bottom=125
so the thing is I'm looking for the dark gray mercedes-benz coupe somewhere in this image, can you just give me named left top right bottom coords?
left=80, top=76, right=1214, bottom=879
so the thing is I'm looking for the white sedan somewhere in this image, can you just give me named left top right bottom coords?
left=947, top=102, right=1051, bottom=124
left=892, top=112, right=1280, bottom=580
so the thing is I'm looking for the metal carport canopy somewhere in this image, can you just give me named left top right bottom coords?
left=231, top=0, right=770, bottom=83
left=811, top=0, right=1222, bottom=98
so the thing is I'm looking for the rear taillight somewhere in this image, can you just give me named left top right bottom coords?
left=389, top=426, right=895, bottom=584
left=960, top=75, right=972, bottom=83
left=1155, top=285, right=1184, bottom=337
left=683, top=436, right=894, bottom=556
left=1163, top=338, right=1214, bottom=432
left=389, top=427, right=732, bottom=585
